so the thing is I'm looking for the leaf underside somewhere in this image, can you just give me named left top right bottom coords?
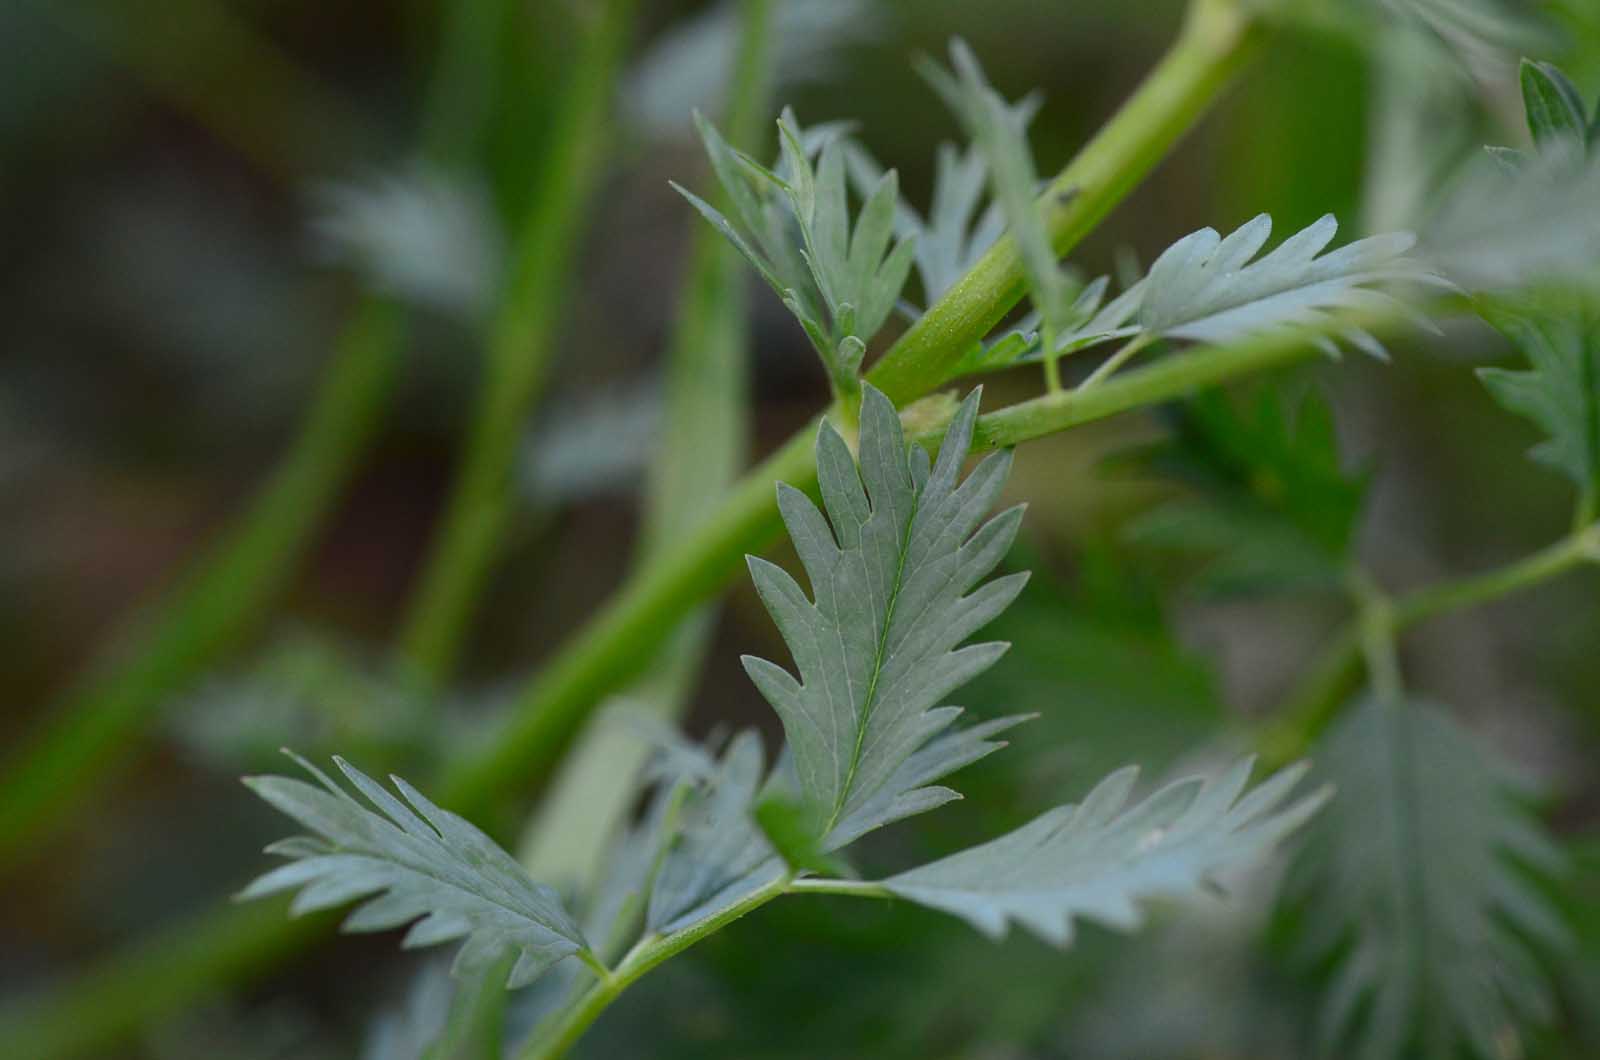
left=1290, top=698, right=1569, bottom=1060
left=883, top=756, right=1327, bottom=946
left=1478, top=296, right=1600, bottom=499
left=742, top=384, right=1028, bottom=849
left=241, top=754, right=586, bottom=989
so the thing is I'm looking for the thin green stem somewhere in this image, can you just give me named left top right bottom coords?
left=1353, top=573, right=1404, bottom=706
left=397, top=0, right=638, bottom=688
left=786, top=877, right=895, bottom=899
left=1259, top=524, right=1600, bottom=765
left=437, top=0, right=1267, bottom=818
left=517, top=873, right=794, bottom=1060
left=0, top=299, right=405, bottom=870
left=1076, top=331, right=1158, bottom=393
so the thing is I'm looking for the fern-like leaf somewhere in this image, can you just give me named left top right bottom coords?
left=1289, top=697, right=1570, bottom=1060
left=1139, top=213, right=1439, bottom=357
left=881, top=756, right=1327, bottom=945
left=241, top=753, right=587, bottom=988
left=676, top=108, right=913, bottom=391
left=1478, top=294, right=1600, bottom=501
left=646, top=730, right=777, bottom=932
left=742, top=384, right=1029, bottom=847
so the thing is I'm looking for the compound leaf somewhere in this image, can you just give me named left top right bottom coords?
left=1477, top=294, right=1600, bottom=502
left=241, top=754, right=587, bottom=989
left=1139, top=213, right=1440, bottom=356
left=742, top=384, right=1028, bottom=848
left=1289, top=698, right=1569, bottom=1060
left=882, top=756, right=1327, bottom=945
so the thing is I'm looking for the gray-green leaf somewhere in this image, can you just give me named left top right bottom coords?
left=241, top=753, right=586, bottom=989
left=882, top=756, right=1326, bottom=945
left=742, top=384, right=1028, bottom=845
left=646, top=730, right=777, bottom=932
left=1289, top=697, right=1569, bottom=1060
left=1139, top=214, right=1439, bottom=356
left=1478, top=295, right=1600, bottom=500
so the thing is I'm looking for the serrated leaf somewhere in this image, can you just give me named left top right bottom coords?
left=241, top=753, right=587, bottom=989
left=741, top=385, right=1028, bottom=846
left=1289, top=698, right=1570, bottom=1060
left=680, top=107, right=914, bottom=390
left=1478, top=294, right=1600, bottom=500
left=881, top=757, right=1327, bottom=946
left=646, top=730, right=776, bottom=932
left=846, top=99, right=1032, bottom=306
left=823, top=713, right=1032, bottom=851
left=920, top=41, right=1074, bottom=344
left=1138, top=213, right=1440, bottom=355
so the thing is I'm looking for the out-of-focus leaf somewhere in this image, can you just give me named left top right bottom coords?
left=314, top=167, right=503, bottom=319
left=1521, top=59, right=1592, bottom=154
left=623, top=0, right=878, bottom=139
left=1122, top=389, right=1367, bottom=598
left=646, top=730, right=776, bottom=933
left=1477, top=292, right=1600, bottom=502
left=1288, top=697, right=1570, bottom=1060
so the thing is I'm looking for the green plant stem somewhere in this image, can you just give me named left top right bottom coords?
left=518, top=0, right=773, bottom=887
left=437, top=0, right=1266, bottom=817
left=787, top=876, right=895, bottom=899
left=0, top=900, right=334, bottom=1060
left=869, top=0, right=1263, bottom=401
left=518, top=872, right=909, bottom=1057
left=518, top=872, right=794, bottom=1060
left=397, top=0, right=638, bottom=688
left=1259, top=523, right=1600, bottom=765
left=0, top=299, right=404, bottom=870
left=1076, top=332, right=1159, bottom=392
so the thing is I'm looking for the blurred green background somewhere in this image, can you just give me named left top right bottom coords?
left=2, top=0, right=1599, bottom=1057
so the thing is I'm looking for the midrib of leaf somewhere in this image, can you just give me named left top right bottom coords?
left=1381, top=700, right=1431, bottom=1037
left=828, top=486, right=920, bottom=835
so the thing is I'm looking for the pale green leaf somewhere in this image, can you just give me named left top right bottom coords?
left=1138, top=214, right=1440, bottom=355
left=1478, top=294, right=1600, bottom=499
left=742, top=384, right=1028, bottom=844
left=1289, top=698, right=1570, bottom=1060
left=241, top=753, right=586, bottom=989
left=882, top=757, right=1327, bottom=946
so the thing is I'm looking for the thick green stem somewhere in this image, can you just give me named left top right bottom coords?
left=0, top=299, right=404, bottom=870
left=1259, top=524, right=1600, bottom=765
left=438, top=0, right=1265, bottom=817
left=517, top=873, right=794, bottom=1060
left=397, top=0, right=638, bottom=687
